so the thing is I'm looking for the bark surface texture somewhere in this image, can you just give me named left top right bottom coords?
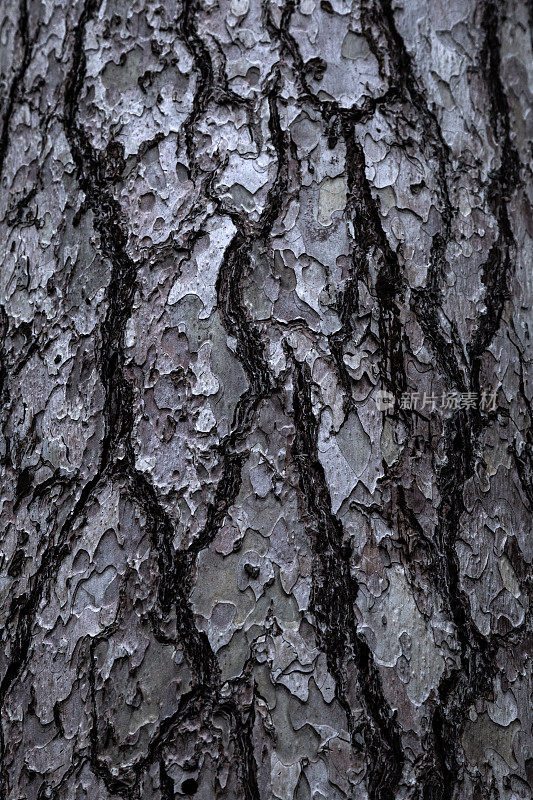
left=0, top=0, right=531, bottom=799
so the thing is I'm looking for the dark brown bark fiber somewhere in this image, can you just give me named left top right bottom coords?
left=0, top=0, right=531, bottom=798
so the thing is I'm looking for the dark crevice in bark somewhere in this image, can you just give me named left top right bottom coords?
left=179, top=0, right=253, bottom=181
left=423, top=410, right=496, bottom=800
left=268, top=7, right=410, bottom=792
left=0, top=0, right=33, bottom=180
left=159, top=758, right=175, bottom=800
left=1, top=1, right=222, bottom=794
left=367, top=0, right=454, bottom=226
left=81, top=575, right=220, bottom=798
left=64, top=0, right=137, bottom=469
left=123, top=462, right=220, bottom=692
left=353, top=3, right=525, bottom=797
left=348, top=122, right=407, bottom=396
left=268, top=0, right=417, bottom=415
left=273, top=0, right=419, bottom=401
left=59, top=2, right=260, bottom=793
left=469, top=0, right=520, bottom=391
left=509, top=331, right=533, bottom=510
left=237, top=706, right=260, bottom=800
left=221, top=696, right=261, bottom=800
left=87, top=625, right=208, bottom=798
left=189, top=78, right=293, bottom=800
left=268, top=0, right=400, bottom=126
left=0, top=460, right=106, bottom=794
left=418, top=5, right=522, bottom=798
left=362, top=0, right=471, bottom=393
left=61, top=2, right=223, bottom=774
left=161, top=8, right=296, bottom=799
left=316, top=3, right=532, bottom=798
left=179, top=0, right=215, bottom=180
left=330, top=118, right=407, bottom=415
left=395, top=484, right=442, bottom=581
left=43, top=757, right=86, bottom=800
left=289, top=355, right=404, bottom=800
left=0, top=305, right=9, bottom=455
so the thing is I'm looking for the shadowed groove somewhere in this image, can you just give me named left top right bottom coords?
left=289, top=354, right=404, bottom=800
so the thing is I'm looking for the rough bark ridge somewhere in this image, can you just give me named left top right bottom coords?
left=0, top=0, right=531, bottom=799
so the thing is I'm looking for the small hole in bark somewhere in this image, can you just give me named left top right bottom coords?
left=410, top=181, right=426, bottom=195
left=140, top=192, right=155, bottom=211
left=246, top=66, right=260, bottom=86
left=244, top=563, right=260, bottom=579
left=181, top=778, right=198, bottom=795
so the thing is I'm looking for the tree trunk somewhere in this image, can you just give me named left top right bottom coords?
left=0, top=0, right=531, bottom=798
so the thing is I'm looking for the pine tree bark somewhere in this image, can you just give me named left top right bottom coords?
left=0, top=1, right=531, bottom=799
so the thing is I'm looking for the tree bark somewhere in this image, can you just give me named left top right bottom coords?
left=0, top=0, right=531, bottom=799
